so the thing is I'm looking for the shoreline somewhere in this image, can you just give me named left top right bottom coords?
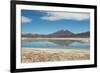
left=22, top=37, right=90, bottom=41
left=22, top=48, right=90, bottom=63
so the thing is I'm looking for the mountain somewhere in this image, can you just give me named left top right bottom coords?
left=22, top=30, right=90, bottom=38
left=73, top=31, right=90, bottom=37
left=22, top=33, right=39, bottom=38
left=49, top=29, right=74, bottom=37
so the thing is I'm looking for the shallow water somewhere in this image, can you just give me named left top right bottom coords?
left=22, top=39, right=90, bottom=49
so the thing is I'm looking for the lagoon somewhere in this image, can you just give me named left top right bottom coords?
left=22, top=39, right=90, bottom=49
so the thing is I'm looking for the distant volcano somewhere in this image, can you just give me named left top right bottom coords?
left=49, top=29, right=74, bottom=37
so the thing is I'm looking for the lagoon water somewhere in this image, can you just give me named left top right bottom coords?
left=22, top=40, right=90, bottom=49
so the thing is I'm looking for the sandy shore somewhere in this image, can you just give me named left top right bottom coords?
left=22, top=48, right=90, bottom=63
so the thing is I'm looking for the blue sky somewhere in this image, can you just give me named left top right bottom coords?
left=21, top=10, right=90, bottom=34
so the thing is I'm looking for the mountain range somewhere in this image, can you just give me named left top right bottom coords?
left=22, top=29, right=90, bottom=38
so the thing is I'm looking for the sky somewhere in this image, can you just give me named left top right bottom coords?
left=21, top=10, right=90, bottom=34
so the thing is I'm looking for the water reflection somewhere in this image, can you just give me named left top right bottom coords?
left=22, top=39, right=90, bottom=49
left=49, top=40, right=74, bottom=47
left=49, top=40, right=89, bottom=48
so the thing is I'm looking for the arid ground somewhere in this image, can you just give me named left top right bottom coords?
left=22, top=48, right=90, bottom=63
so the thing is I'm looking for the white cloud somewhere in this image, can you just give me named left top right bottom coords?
left=41, top=12, right=90, bottom=21
left=21, top=16, right=32, bottom=24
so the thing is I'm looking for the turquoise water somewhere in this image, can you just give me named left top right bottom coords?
left=22, top=40, right=90, bottom=49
